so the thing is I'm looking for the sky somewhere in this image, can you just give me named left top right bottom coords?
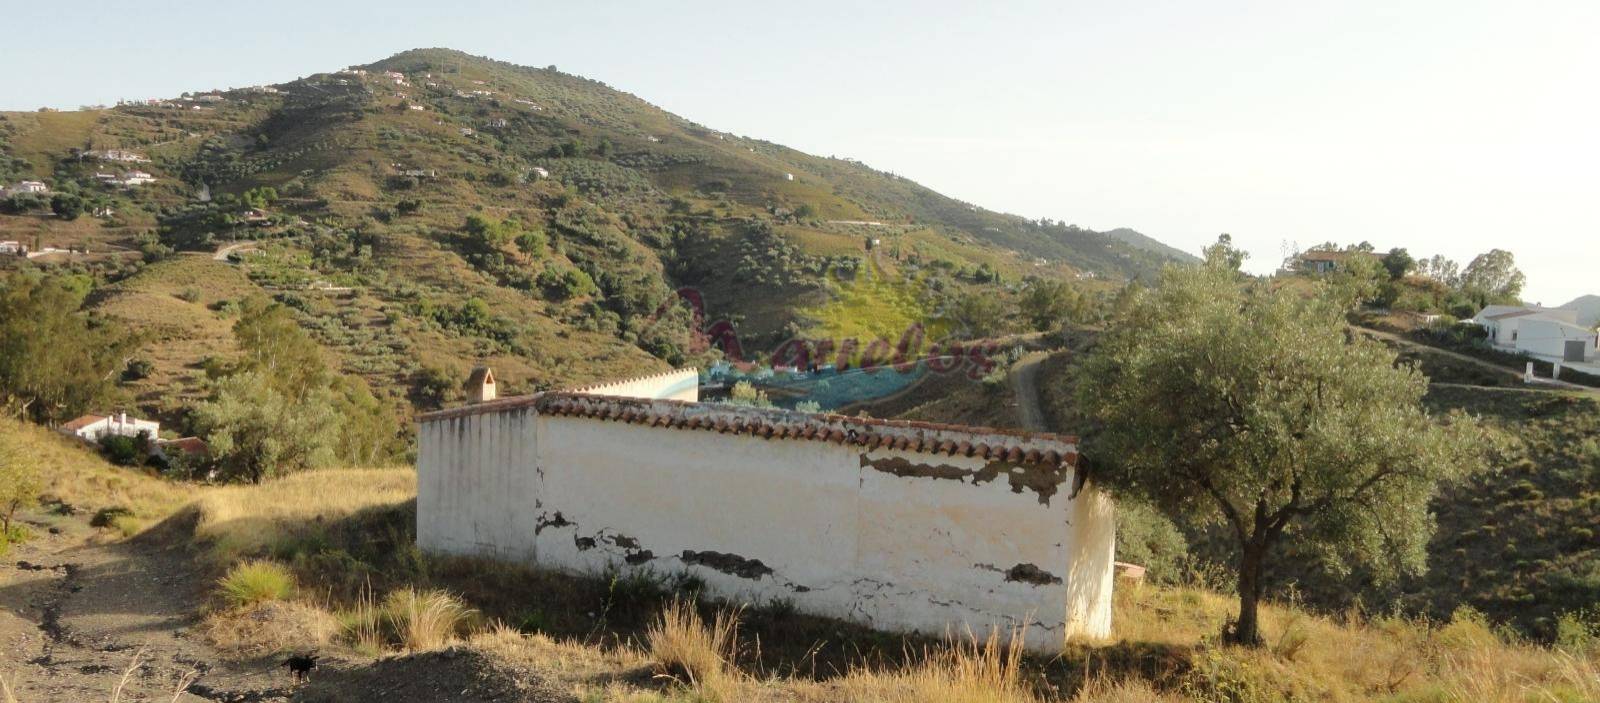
left=3, top=1, right=1596, bottom=304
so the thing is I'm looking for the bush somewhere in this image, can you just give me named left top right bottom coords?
left=218, top=560, right=296, bottom=608
left=382, top=587, right=476, bottom=651
left=98, top=434, right=146, bottom=466
left=121, top=358, right=154, bottom=381
left=89, top=505, right=133, bottom=528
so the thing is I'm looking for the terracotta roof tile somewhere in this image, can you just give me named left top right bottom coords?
left=60, top=414, right=106, bottom=432
left=420, top=392, right=1079, bottom=469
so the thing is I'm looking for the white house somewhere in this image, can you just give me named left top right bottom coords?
left=1471, top=305, right=1597, bottom=362
left=119, top=171, right=157, bottom=187
left=417, top=368, right=1116, bottom=650
left=90, top=149, right=149, bottom=163
left=0, top=241, right=23, bottom=254
left=60, top=412, right=160, bottom=445
left=4, top=181, right=49, bottom=197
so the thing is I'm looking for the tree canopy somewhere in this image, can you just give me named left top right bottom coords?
left=1459, top=249, right=1526, bottom=304
left=195, top=298, right=402, bottom=481
left=0, top=273, right=133, bottom=423
left=1078, top=248, right=1484, bottom=644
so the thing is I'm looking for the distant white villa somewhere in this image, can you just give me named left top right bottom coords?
left=1471, top=305, right=1598, bottom=362
left=3, top=181, right=49, bottom=198
left=88, top=149, right=149, bottom=163
left=99, top=171, right=156, bottom=188
left=60, top=412, right=160, bottom=445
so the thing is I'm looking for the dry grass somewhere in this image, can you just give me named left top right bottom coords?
left=1111, top=581, right=1600, bottom=702
left=191, top=467, right=414, bottom=563
left=0, top=417, right=192, bottom=534
left=829, top=627, right=1035, bottom=703
left=645, top=598, right=744, bottom=696
left=338, top=585, right=388, bottom=656
left=200, top=601, right=339, bottom=660
left=382, top=587, right=477, bottom=652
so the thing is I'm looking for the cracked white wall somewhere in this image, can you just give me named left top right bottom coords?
left=417, top=410, right=1114, bottom=650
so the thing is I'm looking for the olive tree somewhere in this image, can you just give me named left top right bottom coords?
left=1078, top=245, right=1483, bottom=645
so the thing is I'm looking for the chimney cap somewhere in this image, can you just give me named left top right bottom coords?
left=466, top=366, right=495, bottom=388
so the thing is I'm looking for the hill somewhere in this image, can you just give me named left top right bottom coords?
left=0, top=48, right=1188, bottom=427
left=1560, top=294, right=1600, bottom=327
left=1102, top=227, right=1197, bottom=264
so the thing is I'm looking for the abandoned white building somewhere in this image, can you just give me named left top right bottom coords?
left=417, top=368, right=1116, bottom=649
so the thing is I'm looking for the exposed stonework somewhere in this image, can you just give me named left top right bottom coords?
left=680, top=550, right=775, bottom=579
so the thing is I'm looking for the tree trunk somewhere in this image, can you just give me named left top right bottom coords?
left=1231, top=545, right=1266, bottom=646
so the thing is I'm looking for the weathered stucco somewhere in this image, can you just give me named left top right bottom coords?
left=417, top=388, right=1114, bottom=650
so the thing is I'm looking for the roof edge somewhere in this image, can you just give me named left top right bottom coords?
left=419, top=391, right=1079, bottom=449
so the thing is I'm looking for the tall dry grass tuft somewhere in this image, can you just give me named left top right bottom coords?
left=383, top=587, right=476, bottom=652
left=645, top=598, right=744, bottom=697
left=835, top=627, right=1038, bottom=703
left=1433, top=637, right=1600, bottom=702
left=338, top=583, right=387, bottom=656
left=1, top=671, right=17, bottom=703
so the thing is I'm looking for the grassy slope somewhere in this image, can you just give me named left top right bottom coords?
left=7, top=417, right=1597, bottom=702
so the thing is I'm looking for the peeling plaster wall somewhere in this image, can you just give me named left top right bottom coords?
left=417, top=407, right=1113, bottom=650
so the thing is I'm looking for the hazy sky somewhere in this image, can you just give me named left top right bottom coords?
left=4, top=1, right=1595, bottom=303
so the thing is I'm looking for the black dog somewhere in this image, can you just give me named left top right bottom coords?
left=281, top=653, right=319, bottom=683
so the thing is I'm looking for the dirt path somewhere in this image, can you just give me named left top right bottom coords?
left=1009, top=351, right=1051, bottom=433
left=213, top=241, right=259, bottom=262
left=1, top=510, right=293, bottom=702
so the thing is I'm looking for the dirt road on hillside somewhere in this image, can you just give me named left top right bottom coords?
left=1010, top=351, right=1051, bottom=433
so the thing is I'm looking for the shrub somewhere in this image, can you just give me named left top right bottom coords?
left=121, top=358, right=154, bottom=381
left=89, top=505, right=133, bottom=528
left=383, top=587, right=475, bottom=651
left=98, top=434, right=145, bottom=466
left=218, top=560, right=296, bottom=608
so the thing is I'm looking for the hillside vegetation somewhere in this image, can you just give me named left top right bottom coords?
left=0, top=48, right=1181, bottom=431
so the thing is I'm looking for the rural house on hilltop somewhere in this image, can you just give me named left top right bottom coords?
left=417, top=368, right=1116, bottom=649
left=1295, top=249, right=1382, bottom=274
left=1472, top=305, right=1598, bottom=363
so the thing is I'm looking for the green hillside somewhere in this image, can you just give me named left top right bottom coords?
left=1103, top=226, right=1197, bottom=263
left=0, top=48, right=1184, bottom=426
